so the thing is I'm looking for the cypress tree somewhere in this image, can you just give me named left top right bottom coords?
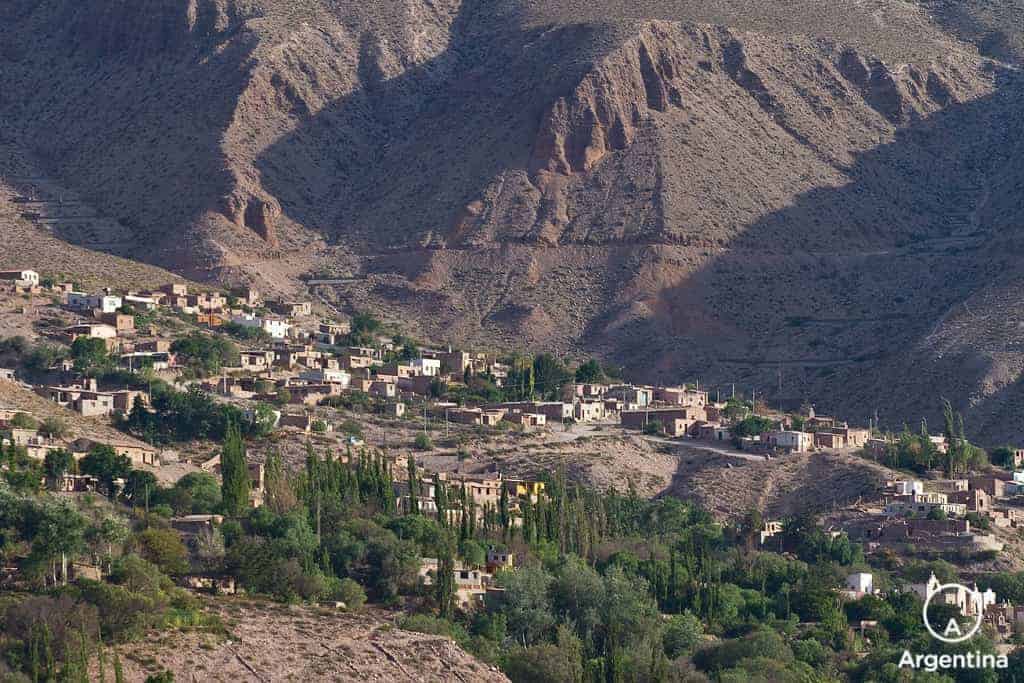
left=437, top=542, right=456, bottom=619
left=406, top=454, right=419, bottom=514
left=436, top=480, right=448, bottom=528
left=220, top=419, right=250, bottom=516
left=499, top=484, right=510, bottom=539
left=520, top=494, right=533, bottom=544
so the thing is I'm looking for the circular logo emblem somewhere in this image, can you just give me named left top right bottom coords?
left=922, top=583, right=984, bottom=644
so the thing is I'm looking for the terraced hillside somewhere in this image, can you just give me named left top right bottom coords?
left=2, top=0, right=1024, bottom=441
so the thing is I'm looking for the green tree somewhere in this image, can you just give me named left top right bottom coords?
left=71, top=336, right=112, bottom=376
left=663, top=612, right=703, bottom=659
left=437, top=541, right=457, bottom=619
left=498, top=565, right=554, bottom=646
left=79, top=444, right=132, bottom=495
left=123, top=469, right=158, bottom=506
left=532, top=354, right=571, bottom=400
left=460, top=539, right=486, bottom=567
left=336, top=578, right=367, bottom=610
left=134, top=527, right=189, bottom=575
left=174, top=471, right=222, bottom=514
left=43, top=449, right=74, bottom=479
left=170, top=333, right=238, bottom=377
left=10, top=412, right=39, bottom=430
left=990, top=445, right=1017, bottom=469
left=220, top=421, right=250, bottom=516
left=406, top=454, right=419, bottom=514
left=574, top=359, right=603, bottom=384
left=29, top=501, right=87, bottom=586
left=39, top=416, right=68, bottom=439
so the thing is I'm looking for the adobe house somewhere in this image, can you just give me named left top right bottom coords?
left=99, top=312, right=135, bottom=334
left=621, top=407, right=705, bottom=436
left=653, top=386, right=708, bottom=407
left=969, top=476, right=1006, bottom=498
left=573, top=400, right=605, bottom=422
left=67, top=438, right=158, bottom=467
left=814, top=431, right=846, bottom=449
left=504, top=412, right=546, bottom=429
left=162, top=283, right=188, bottom=297
left=948, top=488, right=991, bottom=513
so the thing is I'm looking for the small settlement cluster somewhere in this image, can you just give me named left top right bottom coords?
left=6, top=267, right=1024, bottom=622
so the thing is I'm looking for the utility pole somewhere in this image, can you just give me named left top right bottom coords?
left=731, top=383, right=736, bottom=399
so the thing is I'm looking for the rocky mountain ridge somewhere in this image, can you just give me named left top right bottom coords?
left=3, top=0, right=1024, bottom=441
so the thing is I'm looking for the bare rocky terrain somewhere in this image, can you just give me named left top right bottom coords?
left=101, top=600, right=507, bottom=682
left=666, top=447, right=894, bottom=522
left=2, top=0, right=1024, bottom=441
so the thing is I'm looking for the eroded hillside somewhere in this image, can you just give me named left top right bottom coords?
left=2, top=0, right=1024, bottom=440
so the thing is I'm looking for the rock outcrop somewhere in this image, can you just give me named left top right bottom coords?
left=4, top=0, right=1024, bottom=441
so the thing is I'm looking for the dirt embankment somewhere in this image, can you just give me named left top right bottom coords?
left=104, top=600, right=507, bottom=682
left=664, top=448, right=893, bottom=521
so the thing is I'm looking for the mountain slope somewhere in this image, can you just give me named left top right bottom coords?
left=2, top=0, right=1024, bottom=441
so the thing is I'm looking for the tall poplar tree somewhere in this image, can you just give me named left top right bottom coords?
left=437, top=541, right=456, bottom=619
left=436, top=480, right=448, bottom=528
left=406, top=454, right=419, bottom=514
left=220, top=420, right=250, bottom=515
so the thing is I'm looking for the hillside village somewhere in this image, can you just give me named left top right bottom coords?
left=4, top=266, right=1024, bottom=679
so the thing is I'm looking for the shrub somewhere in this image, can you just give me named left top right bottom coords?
left=663, top=612, right=703, bottom=659
left=398, top=614, right=469, bottom=643
left=109, top=554, right=173, bottom=594
left=414, top=433, right=433, bottom=451
left=335, top=578, right=367, bottom=611
left=76, top=580, right=168, bottom=641
left=134, top=528, right=190, bottom=575
left=38, top=416, right=68, bottom=439
left=340, top=419, right=363, bottom=437
left=642, top=420, right=664, bottom=436
left=9, top=413, right=38, bottom=430
left=2, top=595, right=101, bottom=678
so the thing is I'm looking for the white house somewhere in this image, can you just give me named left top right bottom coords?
left=893, top=480, right=925, bottom=496
left=845, top=573, right=874, bottom=597
left=0, top=270, right=40, bottom=286
left=68, top=292, right=122, bottom=313
left=299, top=368, right=351, bottom=387
left=231, top=314, right=291, bottom=339
left=123, top=294, right=159, bottom=310
left=65, top=323, right=117, bottom=340
left=412, top=358, right=442, bottom=377
left=767, top=430, right=813, bottom=453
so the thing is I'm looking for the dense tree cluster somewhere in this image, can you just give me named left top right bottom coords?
left=122, top=385, right=257, bottom=444
left=170, top=332, right=239, bottom=378
left=0, top=483, right=220, bottom=680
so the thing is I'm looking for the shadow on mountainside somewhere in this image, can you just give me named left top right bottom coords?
left=610, top=66, right=1024, bottom=442
left=255, top=0, right=632, bottom=250
left=0, top=0, right=268, bottom=271
left=257, top=1, right=1024, bottom=441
